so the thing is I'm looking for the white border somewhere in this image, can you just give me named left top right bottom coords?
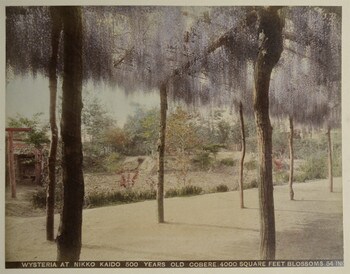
left=1, top=1, right=349, bottom=274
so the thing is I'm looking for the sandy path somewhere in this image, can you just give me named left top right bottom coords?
left=5, top=178, right=343, bottom=261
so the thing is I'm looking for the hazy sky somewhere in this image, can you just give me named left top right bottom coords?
left=6, top=74, right=159, bottom=126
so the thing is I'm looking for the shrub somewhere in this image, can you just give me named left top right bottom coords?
left=31, top=181, right=63, bottom=209
left=332, top=142, right=342, bottom=177
left=203, top=143, right=225, bottom=153
left=274, top=171, right=289, bottom=185
left=244, top=160, right=257, bottom=171
left=220, top=158, right=235, bottom=167
left=136, top=189, right=157, bottom=200
left=84, top=189, right=156, bottom=208
left=104, top=152, right=124, bottom=173
left=31, top=188, right=47, bottom=208
left=244, top=179, right=258, bottom=189
left=296, top=155, right=327, bottom=182
left=272, top=130, right=288, bottom=157
left=165, top=188, right=179, bottom=198
left=192, top=151, right=212, bottom=170
left=294, top=136, right=327, bottom=160
left=165, top=185, right=203, bottom=198
left=294, top=173, right=307, bottom=183
left=215, top=184, right=229, bottom=192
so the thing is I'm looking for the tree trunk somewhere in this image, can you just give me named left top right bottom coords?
left=7, top=131, right=16, bottom=198
left=56, top=7, right=84, bottom=261
left=288, top=116, right=294, bottom=200
left=239, top=102, right=246, bottom=209
left=157, top=83, right=167, bottom=223
left=327, top=126, right=333, bottom=192
left=253, top=7, right=283, bottom=260
left=47, top=7, right=61, bottom=242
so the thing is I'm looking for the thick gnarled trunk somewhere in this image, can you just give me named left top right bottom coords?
left=47, top=6, right=61, bottom=241
left=157, top=84, right=167, bottom=223
left=253, top=7, right=283, bottom=260
left=56, top=7, right=84, bottom=261
left=239, top=102, right=246, bottom=209
left=288, top=116, right=294, bottom=200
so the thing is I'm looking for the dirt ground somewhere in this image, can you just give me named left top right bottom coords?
left=5, top=177, right=343, bottom=261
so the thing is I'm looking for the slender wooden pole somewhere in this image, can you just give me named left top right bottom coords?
left=288, top=116, right=294, bottom=200
left=157, top=83, right=167, bottom=223
left=239, top=102, right=246, bottom=208
left=327, top=126, right=333, bottom=192
left=7, top=131, right=16, bottom=198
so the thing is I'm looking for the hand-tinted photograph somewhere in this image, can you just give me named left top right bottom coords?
left=4, top=3, right=343, bottom=270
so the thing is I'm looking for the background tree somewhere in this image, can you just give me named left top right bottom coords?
left=270, top=6, right=341, bottom=196
left=81, top=95, right=115, bottom=162
left=166, top=107, right=202, bottom=186
left=123, top=106, right=160, bottom=156
left=7, top=113, right=50, bottom=148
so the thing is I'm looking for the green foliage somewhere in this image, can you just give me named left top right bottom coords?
left=83, top=151, right=108, bottom=172
left=31, top=183, right=63, bottom=209
left=220, top=158, right=236, bottom=167
left=103, top=152, right=123, bottom=173
left=332, top=141, right=342, bottom=177
left=216, top=120, right=231, bottom=145
left=272, top=129, right=288, bottom=157
left=104, top=127, right=130, bottom=155
left=244, top=178, right=258, bottom=189
left=192, top=151, right=212, bottom=170
left=215, top=184, right=229, bottom=192
left=294, top=137, right=325, bottom=160
left=245, top=136, right=258, bottom=153
left=165, top=185, right=203, bottom=198
left=81, top=95, right=117, bottom=169
left=274, top=171, right=289, bottom=185
left=244, top=160, right=257, bottom=171
left=84, top=189, right=157, bottom=208
left=166, top=107, right=203, bottom=185
left=203, top=143, right=225, bottom=155
left=82, top=95, right=115, bottom=143
left=7, top=113, right=49, bottom=148
left=31, top=189, right=47, bottom=208
left=231, top=118, right=256, bottom=145
left=331, top=129, right=342, bottom=177
left=124, top=106, right=160, bottom=155
left=166, top=107, right=202, bottom=154
left=296, top=155, right=327, bottom=182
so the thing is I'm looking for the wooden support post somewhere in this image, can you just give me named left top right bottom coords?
left=7, top=131, right=16, bottom=198
left=157, top=83, right=167, bottom=223
left=238, top=102, right=246, bottom=209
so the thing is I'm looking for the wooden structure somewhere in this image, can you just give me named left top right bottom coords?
left=6, top=127, right=31, bottom=198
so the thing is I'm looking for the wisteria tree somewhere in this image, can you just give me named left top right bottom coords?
left=6, top=5, right=341, bottom=262
left=7, top=6, right=85, bottom=261
left=6, top=6, right=59, bottom=241
left=270, top=6, right=341, bottom=198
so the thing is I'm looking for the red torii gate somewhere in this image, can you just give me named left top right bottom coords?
left=6, top=127, right=31, bottom=198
